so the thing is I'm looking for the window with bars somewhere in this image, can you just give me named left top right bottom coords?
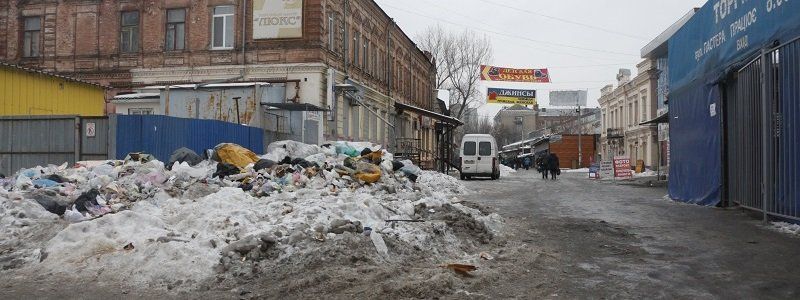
left=120, top=11, right=139, bottom=53
left=212, top=6, right=234, bottom=49
left=23, top=17, right=41, bottom=57
left=165, top=9, right=186, bottom=51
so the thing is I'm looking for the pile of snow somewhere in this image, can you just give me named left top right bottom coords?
left=635, top=170, right=658, bottom=177
left=565, top=168, right=589, bottom=173
left=771, top=221, right=800, bottom=235
left=499, top=165, right=516, bottom=177
left=0, top=140, right=501, bottom=290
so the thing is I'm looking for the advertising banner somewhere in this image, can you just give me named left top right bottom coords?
left=668, top=0, right=800, bottom=91
left=613, top=156, right=633, bottom=180
left=487, top=88, right=537, bottom=105
left=599, top=161, right=614, bottom=179
left=549, top=90, right=588, bottom=107
left=253, top=0, right=303, bottom=39
left=589, top=163, right=600, bottom=179
left=480, top=65, right=550, bottom=83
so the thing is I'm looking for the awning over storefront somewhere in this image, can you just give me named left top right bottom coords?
left=262, top=103, right=328, bottom=112
left=639, top=112, right=669, bottom=126
left=395, top=102, right=463, bottom=126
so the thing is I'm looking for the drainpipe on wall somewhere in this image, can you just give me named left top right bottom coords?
left=242, top=0, right=248, bottom=77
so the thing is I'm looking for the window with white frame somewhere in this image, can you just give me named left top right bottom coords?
left=212, top=6, right=234, bottom=49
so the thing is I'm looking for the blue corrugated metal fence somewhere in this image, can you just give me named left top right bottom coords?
left=116, top=115, right=264, bottom=162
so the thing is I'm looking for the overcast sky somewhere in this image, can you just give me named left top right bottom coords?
left=375, top=0, right=708, bottom=119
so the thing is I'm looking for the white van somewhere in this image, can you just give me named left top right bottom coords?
left=460, top=134, right=500, bottom=180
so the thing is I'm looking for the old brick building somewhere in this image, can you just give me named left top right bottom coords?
left=0, top=0, right=447, bottom=162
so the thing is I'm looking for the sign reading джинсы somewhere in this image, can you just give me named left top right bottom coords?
left=487, top=88, right=537, bottom=105
left=253, top=0, right=303, bottom=39
left=480, top=65, right=550, bottom=83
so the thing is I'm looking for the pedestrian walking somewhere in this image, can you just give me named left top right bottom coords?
left=538, top=155, right=549, bottom=179
left=549, top=153, right=561, bottom=180
left=523, top=156, right=532, bottom=170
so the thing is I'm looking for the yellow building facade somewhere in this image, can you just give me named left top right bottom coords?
left=0, top=63, right=106, bottom=116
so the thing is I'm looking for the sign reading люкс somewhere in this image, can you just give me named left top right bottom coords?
left=253, top=0, right=303, bottom=39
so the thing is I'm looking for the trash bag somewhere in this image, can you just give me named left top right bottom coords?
left=125, top=152, right=155, bottom=163
left=335, top=143, right=360, bottom=157
left=45, top=174, right=66, bottom=183
left=354, top=162, right=382, bottom=184
left=168, top=147, right=203, bottom=169
left=400, top=160, right=421, bottom=176
left=213, top=163, right=240, bottom=179
left=266, top=141, right=321, bottom=159
left=74, top=189, right=101, bottom=213
left=360, top=148, right=373, bottom=157
left=212, top=143, right=260, bottom=169
left=254, top=159, right=276, bottom=171
left=31, top=190, right=67, bottom=216
left=363, top=151, right=383, bottom=164
left=32, top=179, right=59, bottom=188
left=391, top=161, right=405, bottom=172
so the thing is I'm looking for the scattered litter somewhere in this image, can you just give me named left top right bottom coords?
left=479, top=252, right=494, bottom=260
left=442, top=263, right=478, bottom=277
left=0, top=140, right=499, bottom=291
left=370, top=232, right=389, bottom=256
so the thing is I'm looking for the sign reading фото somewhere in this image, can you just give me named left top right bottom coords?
left=253, top=0, right=303, bottom=39
left=487, top=88, right=537, bottom=105
left=480, top=65, right=550, bottom=83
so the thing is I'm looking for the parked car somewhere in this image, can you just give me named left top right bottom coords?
left=460, top=134, right=500, bottom=180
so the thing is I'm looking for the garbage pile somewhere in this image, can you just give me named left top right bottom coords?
left=0, top=141, right=501, bottom=290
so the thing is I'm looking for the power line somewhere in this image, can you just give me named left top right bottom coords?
left=380, top=3, right=639, bottom=57
left=476, top=0, right=649, bottom=41
left=417, top=0, right=639, bottom=64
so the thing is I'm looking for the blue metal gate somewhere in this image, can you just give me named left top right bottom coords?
left=727, top=37, right=800, bottom=222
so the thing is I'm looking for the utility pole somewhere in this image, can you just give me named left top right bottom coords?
left=577, top=91, right=584, bottom=167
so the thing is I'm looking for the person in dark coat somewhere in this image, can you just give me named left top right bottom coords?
left=549, top=153, right=561, bottom=180
left=523, top=156, right=532, bottom=170
left=538, top=155, right=549, bottom=179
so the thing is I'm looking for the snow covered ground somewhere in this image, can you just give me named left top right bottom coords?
left=770, top=221, right=800, bottom=236
left=500, top=165, right=517, bottom=177
left=0, top=141, right=502, bottom=291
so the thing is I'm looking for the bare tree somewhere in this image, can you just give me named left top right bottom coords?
left=464, top=116, right=494, bottom=135
left=417, top=26, right=493, bottom=120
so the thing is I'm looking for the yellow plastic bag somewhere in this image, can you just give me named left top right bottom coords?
left=355, top=162, right=382, bottom=184
left=214, top=144, right=259, bottom=169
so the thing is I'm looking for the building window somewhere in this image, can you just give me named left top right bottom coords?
left=353, top=32, right=360, bottom=67
left=363, top=40, right=369, bottom=73
left=327, top=14, right=335, bottom=51
left=23, top=17, right=41, bottom=57
left=212, top=6, right=234, bottom=49
left=129, top=108, right=154, bottom=115
left=120, top=11, right=140, bottom=53
left=165, top=9, right=186, bottom=51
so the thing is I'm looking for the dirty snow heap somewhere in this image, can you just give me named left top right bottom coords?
left=0, top=141, right=502, bottom=291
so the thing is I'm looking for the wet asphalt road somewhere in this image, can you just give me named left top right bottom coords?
left=467, top=170, right=800, bottom=299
